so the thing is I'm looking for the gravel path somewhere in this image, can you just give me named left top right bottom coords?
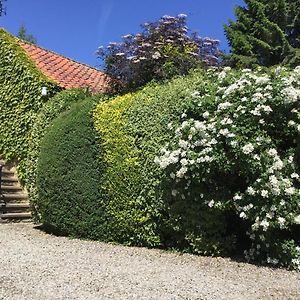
left=0, top=223, right=299, bottom=300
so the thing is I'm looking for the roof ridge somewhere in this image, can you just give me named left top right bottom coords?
left=17, top=38, right=106, bottom=75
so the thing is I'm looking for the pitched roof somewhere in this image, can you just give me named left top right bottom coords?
left=18, top=40, right=118, bottom=94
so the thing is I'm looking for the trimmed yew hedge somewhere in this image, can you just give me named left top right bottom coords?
left=36, top=97, right=105, bottom=237
left=22, top=89, right=90, bottom=220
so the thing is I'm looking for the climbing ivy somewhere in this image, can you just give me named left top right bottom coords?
left=0, top=29, right=60, bottom=179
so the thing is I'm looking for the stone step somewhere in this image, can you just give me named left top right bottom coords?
left=1, top=169, right=16, bottom=176
left=0, top=158, right=32, bottom=222
left=0, top=202, right=30, bottom=210
left=2, top=202, right=30, bottom=208
left=0, top=212, right=31, bottom=220
left=1, top=162, right=16, bottom=169
left=0, top=185, right=22, bottom=192
left=0, top=181, right=19, bottom=187
left=1, top=175, right=19, bottom=183
left=0, top=193, right=28, bottom=202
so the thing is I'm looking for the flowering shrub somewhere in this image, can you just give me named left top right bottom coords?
left=92, top=70, right=232, bottom=251
left=155, top=66, right=300, bottom=270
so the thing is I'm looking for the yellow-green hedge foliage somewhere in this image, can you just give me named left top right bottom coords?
left=93, top=93, right=161, bottom=245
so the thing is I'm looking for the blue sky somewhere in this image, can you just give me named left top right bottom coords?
left=0, top=0, right=245, bottom=68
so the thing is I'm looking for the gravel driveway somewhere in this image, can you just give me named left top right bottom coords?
left=0, top=223, right=299, bottom=300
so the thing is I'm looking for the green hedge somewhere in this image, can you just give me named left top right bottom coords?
left=35, top=70, right=226, bottom=248
left=93, top=92, right=162, bottom=246
left=92, top=70, right=231, bottom=252
left=36, top=97, right=104, bottom=237
left=21, top=89, right=90, bottom=220
left=0, top=29, right=60, bottom=173
left=34, top=66, right=300, bottom=270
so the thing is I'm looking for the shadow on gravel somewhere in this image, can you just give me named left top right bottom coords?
left=31, top=223, right=289, bottom=273
left=33, top=223, right=68, bottom=237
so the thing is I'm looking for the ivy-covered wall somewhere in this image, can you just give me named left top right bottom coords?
left=0, top=29, right=60, bottom=174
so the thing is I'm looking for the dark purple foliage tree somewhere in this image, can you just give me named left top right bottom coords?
left=0, top=0, right=6, bottom=16
left=97, top=14, right=220, bottom=88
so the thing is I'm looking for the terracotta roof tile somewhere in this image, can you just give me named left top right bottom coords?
left=18, top=40, right=118, bottom=94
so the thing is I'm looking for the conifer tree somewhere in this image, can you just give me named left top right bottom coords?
left=224, top=0, right=300, bottom=67
left=17, top=24, right=37, bottom=44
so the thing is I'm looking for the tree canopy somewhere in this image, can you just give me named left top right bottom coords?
left=224, top=0, right=300, bottom=68
left=17, top=24, right=37, bottom=44
left=0, top=0, right=6, bottom=16
left=97, top=14, right=220, bottom=88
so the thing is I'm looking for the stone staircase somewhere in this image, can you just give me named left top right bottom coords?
left=0, top=158, right=31, bottom=222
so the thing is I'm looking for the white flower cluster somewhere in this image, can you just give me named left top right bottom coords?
left=154, top=148, right=180, bottom=169
left=155, top=66, right=300, bottom=270
left=255, top=76, right=270, bottom=85
left=218, top=66, right=231, bottom=81
left=282, top=86, right=300, bottom=103
left=250, top=104, right=272, bottom=116
left=217, top=101, right=232, bottom=111
left=155, top=118, right=217, bottom=180
left=242, top=143, right=254, bottom=155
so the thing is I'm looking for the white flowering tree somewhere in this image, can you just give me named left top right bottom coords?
left=97, top=14, right=220, bottom=88
left=155, top=66, right=300, bottom=270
